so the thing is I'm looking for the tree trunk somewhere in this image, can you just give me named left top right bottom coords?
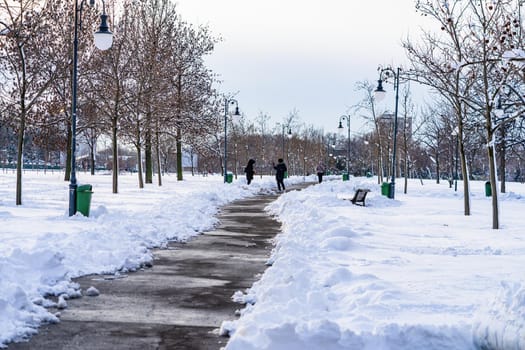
left=487, top=141, right=499, bottom=229
left=90, top=143, right=95, bottom=176
left=376, top=143, right=383, bottom=184
left=136, top=144, right=144, bottom=189
left=499, top=127, right=506, bottom=193
left=155, top=128, right=162, bottom=187
left=458, top=127, right=470, bottom=216
left=16, top=112, right=25, bottom=205
left=145, top=126, right=153, bottom=184
left=435, top=153, right=440, bottom=184
left=404, top=156, right=408, bottom=194
left=481, top=44, right=499, bottom=228
left=190, top=148, right=195, bottom=176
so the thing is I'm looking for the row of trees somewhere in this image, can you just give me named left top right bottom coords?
left=0, top=0, right=523, bottom=230
left=403, top=0, right=525, bottom=229
left=0, top=0, right=224, bottom=204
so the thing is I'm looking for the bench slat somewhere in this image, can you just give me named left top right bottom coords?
left=350, top=189, right=370, bottom=206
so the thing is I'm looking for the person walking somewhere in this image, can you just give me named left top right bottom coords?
left=244, top=159, right=256, bottom=185
left=316, top=161, right=326, bottom=183
left=273, top=158, right=287, bottom=191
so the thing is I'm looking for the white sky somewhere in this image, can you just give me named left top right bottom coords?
left=174, top=0, right=435, bottom=135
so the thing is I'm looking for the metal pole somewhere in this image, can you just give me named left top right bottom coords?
left=347, top=117, right=350, bottom=174
left=455, top=133, right=459, bottom=192
left=389, top=67, right=400, bottom=199
left=69, top=0, right=80, bottom=216
left=282, top=124, right=285, bottom=157
left=224, top=98, right=228, bottom=183
left=338, top=115, right=350, bottom=175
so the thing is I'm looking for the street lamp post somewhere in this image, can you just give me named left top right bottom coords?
left=337, top=115, right=351, bottom=175
left=69, top=0, right=113, bottom=216
left=374, top=66, right=400, bottom=199
left=326, top=136, right=335, bottom=171
left=277, top=123, right=292, bottom=158
left=223, top=98, right=240, bottom=183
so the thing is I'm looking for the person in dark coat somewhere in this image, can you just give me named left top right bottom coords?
left=316, top=162, right=326, bottom=183
left=272, top=158, right=287, bottom=191
left=244, top=159, right=256, bottom=185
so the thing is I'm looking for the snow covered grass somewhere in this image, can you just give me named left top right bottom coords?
left=222, top=178, right=525, bottom=350
left=1, top=169, right=524, bottom=349
left=0, top=169, right=304, bottom=347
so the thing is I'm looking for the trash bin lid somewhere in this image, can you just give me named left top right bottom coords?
left=77, top=184, right=92, bottom=192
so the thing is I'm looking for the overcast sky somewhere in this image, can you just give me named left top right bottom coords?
left=175, top=0, right=434, bottom=135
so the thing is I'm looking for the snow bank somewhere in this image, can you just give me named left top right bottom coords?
left=0, top=172, right=303, bottom=347
left=224, top=178, right=525, bottom=349
left=473, top=282, right=525, bottom=350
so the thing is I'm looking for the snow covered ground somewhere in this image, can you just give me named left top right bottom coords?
left=222, top=177, right=525, bottom=350
left=0, top=169, right=524, bottom=349
left=0, top=169, right=303, bottom=347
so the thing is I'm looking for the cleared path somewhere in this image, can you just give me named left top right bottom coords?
left=8, top=184, right=309, bottom=350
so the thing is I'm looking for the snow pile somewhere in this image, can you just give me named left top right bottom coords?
left=2, top=172, right=524, bottom=349
left=473, top=282, right=525, bottom=350
left=0, top=172, right=303, bottom=347
left=224, top=178, right=525, bottom=349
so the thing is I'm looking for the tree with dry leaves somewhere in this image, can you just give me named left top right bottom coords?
left=406, top=0, right=525, bottom=229
left=0, top=0, right=68, bottom=205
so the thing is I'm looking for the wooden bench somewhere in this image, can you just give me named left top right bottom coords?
left=349, top=188, right=370, bottom=206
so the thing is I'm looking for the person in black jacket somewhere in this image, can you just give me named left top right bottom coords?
left=244, top=159, right=256, bottom=185
left=316, top=161, right=326, bottom=183
left=273, top=158, right=287, bottom=191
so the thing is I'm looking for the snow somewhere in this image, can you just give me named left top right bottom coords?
left=503, top=49, right=525, bottom=69
left=0, top=170, right=524, bottom=349
left=0, top=170, right=301, bottom=347
left=222, top=178, right=525, bottom=350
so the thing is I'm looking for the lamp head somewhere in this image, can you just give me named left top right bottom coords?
left=374, top=79, right=386, bottom=102
left=233, top=106, right=240, bottom=116
left=287, top=128, right=292, bottom=138
left=94, top=13, right=113, bottom=50
left=338, top=121, right=343, bottom=129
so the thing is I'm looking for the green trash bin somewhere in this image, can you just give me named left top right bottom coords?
left=485, top=181, right=491, bottom=197
left=284, top=171, right=288, bottom=179
left=76, top=184, right=93, bottom=217
left=342, top=173, right=349, bottom=181
left=226, top=172, right=233, bottom=183
left=381, top=182, right=390, bottom=197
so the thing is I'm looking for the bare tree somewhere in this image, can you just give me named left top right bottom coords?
left=355, top=80, right=385, bottom=184
left=408, top=0, right=525, bottom=228
left=87, top=0, right=134, bottom=194
left=0, top=0, right=65, bottom=205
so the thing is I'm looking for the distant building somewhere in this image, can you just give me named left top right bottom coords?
left=378, top=113, right=413, bottom=138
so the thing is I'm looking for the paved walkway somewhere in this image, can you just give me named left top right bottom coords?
left=8, top=183, right=310, bottom=350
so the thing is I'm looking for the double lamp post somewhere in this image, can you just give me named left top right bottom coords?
left=337, top=115, right=351, bottom=175
left=374, top=66, right=400, bottom=199
left=69, top=0, right=113, bottom=216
